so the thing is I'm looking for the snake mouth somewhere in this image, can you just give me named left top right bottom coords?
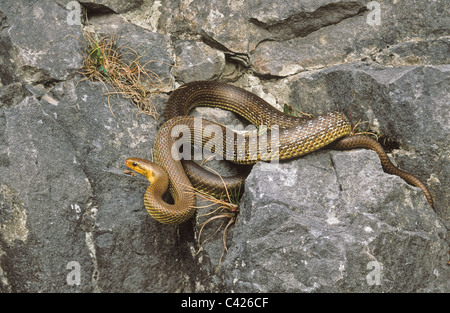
left=125, top=157, right=152, bottom=178
left=125, top=157, right=171, bottom=188
left=125, top=158, right=136, bottom=168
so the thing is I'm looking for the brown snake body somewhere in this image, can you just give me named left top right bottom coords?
left=126, top=81, right=434, bottom=225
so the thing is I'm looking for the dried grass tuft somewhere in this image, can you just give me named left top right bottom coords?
left=75, top=30, right=171, bottom=118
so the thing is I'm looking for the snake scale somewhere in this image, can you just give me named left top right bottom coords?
left=126, top=81, right=434, bottom=225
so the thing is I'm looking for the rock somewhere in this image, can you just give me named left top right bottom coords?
left=173, top=40, right=226, bottom=84
left=251, top=0, right=449, bottom=76
left=0, top=0, right=84, bottom=84
left=79, top=0, right=144, bottom=14
left=0, top=1, right=206, bottom=292
left=157, top=0, right=269, bottom=54
left=374, top=38, right=450, bottom=66
left=220, top=150, right=447, bottom=292
left=0, top=0, right=448, bottom=293
left=0, top=82, right=25, bottom=108
left=248, top=0, right=367, bottom=41
left=84, top=13, right=175, bottom=89
left=0, top=12, right=17, bottom=86
left=0, top=78, right=212, bottom=292
left=288, top=63, right=450, bottom=226
left=0, top=95, right=96, bottom=292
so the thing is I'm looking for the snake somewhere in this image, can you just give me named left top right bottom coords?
left=125, top=81, right=434, bottom=225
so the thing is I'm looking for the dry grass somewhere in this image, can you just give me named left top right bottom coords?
left=350, top=119, right=379, bottom=138
left=186, top=165, right=241, bottom=271
left=75, top=30, right=170, bottom=118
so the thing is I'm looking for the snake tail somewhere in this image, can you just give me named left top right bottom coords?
left=331, top=135, right=434, bottom=209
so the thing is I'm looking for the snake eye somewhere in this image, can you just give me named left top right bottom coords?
left=132, top=162, right=138, bottom=167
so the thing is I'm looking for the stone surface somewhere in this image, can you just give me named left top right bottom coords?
left=0, top=0, right=84, bottom=84
left=84, top=13, right=175, bottom=89
left=287, top=63, right=450, bottom=224
left=220, top=150, right=447, bottom=292
left=0, top=0, right=448, bottom=293
left=173, top=40, right=226, bottom=84
left=80, top=0, right=144, bottom=14
left=250, top=0, right=449, bottom=76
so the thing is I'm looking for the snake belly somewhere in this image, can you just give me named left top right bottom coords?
left=133, top=81, right=433, bottom=225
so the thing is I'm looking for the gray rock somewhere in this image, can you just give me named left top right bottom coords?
left=0, top=78, right=212, bottom=292
left=157, top=0, right=269, bottom=54
left=251, top=0, right=449, bottom=76
left=156, top=0, right=449, bottom=78
left=78, top=0, right=144, bottom=14
left=0, top=82, right=25, bottom=108
left=220, top=150, right=447, bottom=292
left=248, top=0, right=368, bottom=41
left=0, top=12, right=16, bottom=86
left=374, top=38, right=450, bottom=66
left=0, top=95, right=96, bottom=292
left=0, top=0, right=205, bottom=292
left=174, top=40, right=226, bottom=84
left=84, top=13, right=174, bottom=88
left=0, top=0, right=448, bottom=293
left=288, top=63, right=450, bottom=226
left=0, top=0, right=84, bottom=84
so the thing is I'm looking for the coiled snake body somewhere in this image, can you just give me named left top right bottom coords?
left=126, top=81, right=434, bottom=225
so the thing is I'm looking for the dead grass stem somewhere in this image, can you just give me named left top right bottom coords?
left=75, top=30, right=170, bottom=118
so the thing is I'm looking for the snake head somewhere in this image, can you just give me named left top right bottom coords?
left=125, top=157, right=165, bottom=184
